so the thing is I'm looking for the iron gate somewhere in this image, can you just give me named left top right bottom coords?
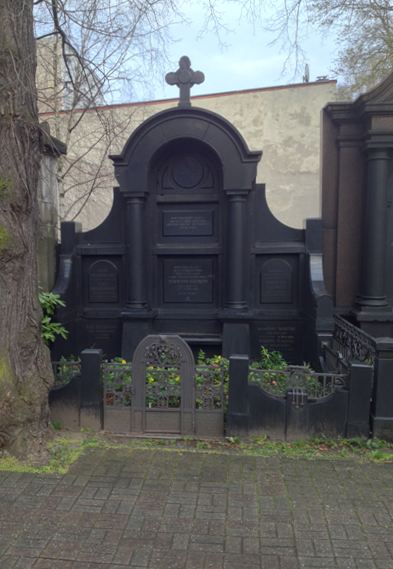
left=103, top=335, right=224, bottom=436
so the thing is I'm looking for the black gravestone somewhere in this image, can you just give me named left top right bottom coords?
left=260, top=259, right=293, bottom=304
left=52, top=58, right=333, bottom=366
left=88, top=260, right=119, bottom=303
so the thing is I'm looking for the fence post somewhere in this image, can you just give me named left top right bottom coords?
left=80, top=349, right=103, bottom=431
left=372, top=338, right=393, bottom=441
left=227, top=355, right=249, bottom=437
left=346, top=362, right=373, bottom=438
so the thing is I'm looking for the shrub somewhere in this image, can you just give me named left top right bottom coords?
left=39, top=291, right=68, bottom=345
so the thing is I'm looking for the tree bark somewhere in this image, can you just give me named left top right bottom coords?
left=0, top=0, right=53, bottom=455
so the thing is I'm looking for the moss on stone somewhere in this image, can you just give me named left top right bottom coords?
left=0, top=225, right=11, bottom=251
left=0, top=356, right=11, bottom=383
left=0, top=177, right=12, bottom=199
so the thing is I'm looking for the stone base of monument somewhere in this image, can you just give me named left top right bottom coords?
left=352, top=307, right=393, bottom=338
left=121, top=314, right=155, bottom=361
left=222, top=322, right=250, bottom=358
left=371, top=417, right=393, bottom=441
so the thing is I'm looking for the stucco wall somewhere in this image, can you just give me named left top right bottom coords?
left=40, top=80, right=336, bottom=232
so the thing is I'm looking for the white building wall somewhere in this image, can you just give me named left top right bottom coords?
left=39, top=80, right=336, bottom=232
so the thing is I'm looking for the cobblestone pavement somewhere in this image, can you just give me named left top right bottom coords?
left=1, top=448, right=393, bottom=568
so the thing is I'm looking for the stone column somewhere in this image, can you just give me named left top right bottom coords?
left=358, top=148, right=390, bottom=309
left=226, top=193, right=247, bottom=310
left=125, top=194, right=147, bottom=309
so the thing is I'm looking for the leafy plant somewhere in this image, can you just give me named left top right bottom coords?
left=53, top=355, right=80, bottom=386
left=39, top=291, right=68, bottom=345
left=248, top=346, right=323, bottom=397
left=51, top=420, right=62, bottom=431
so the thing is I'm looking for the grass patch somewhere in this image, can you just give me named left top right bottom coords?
left=0, top=433, right=392, bottom=475
left=0, top=436, right=119, bottom=475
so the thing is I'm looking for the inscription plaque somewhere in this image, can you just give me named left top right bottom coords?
left=260, top=259, right=293, bottom=304
left=85, top=319, right=120, bottom=357
left=88, top=260, right=119, bottom=303
left=162, top=210, right=213, bottom=237
left=163, top=258, right=214, bottom=303
left=254, top=322, right=301, bottom=362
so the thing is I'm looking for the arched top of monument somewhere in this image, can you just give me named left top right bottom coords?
left=109, top=105, right=262, bottom=193
left=325, top=70, right=393, bottom=128
left=357, top=69, right=393, bottom=107
left=110, top=55, right=261, bottom=192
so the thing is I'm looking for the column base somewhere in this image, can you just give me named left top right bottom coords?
left=121, top=310, right=157, bottom=360
left=352, top=306, right=393, bottom=337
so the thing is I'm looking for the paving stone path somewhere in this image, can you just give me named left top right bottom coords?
left=0, top=448, right=393, bottom=568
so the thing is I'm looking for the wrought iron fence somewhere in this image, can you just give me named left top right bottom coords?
left=145, top=366, right=181, bottom=408
left=333, top=315, right=376, bottom=365
left=101, top=361, right=225, bottom=409
left=195, top=365, right=225, bottom=410
left=102, top=361, right=133, bottom=407
left=52, top=359, right=81, bottom=386
left=249, top=365, right=347, bottom=399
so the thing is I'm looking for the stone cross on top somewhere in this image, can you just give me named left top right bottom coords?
left=165, top=56, right=205, bottom=108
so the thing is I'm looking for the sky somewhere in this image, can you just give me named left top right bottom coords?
left=145, top=1, right=338, bottom=101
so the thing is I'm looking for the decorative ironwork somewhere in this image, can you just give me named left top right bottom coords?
left=143, top=340, right=182, bottom=368
left=102, top=362, right=133, bottom=407
left=249, top=365, right=347, bottom=399
left=145, top=368, right=181, bottom=408
left=288, top=388, right=307, bottom=408
left=333, top=315, right=376, bottom=365
left=195, top=365, right=225, bottom=410
left=52, top=359, right=80, bottom=386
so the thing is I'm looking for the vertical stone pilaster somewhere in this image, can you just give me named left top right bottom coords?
left=227, top=355, right=249, bottom=435
left=80, top=349, right=103, bottom=431
left=372, top=338, right=393, bottom=441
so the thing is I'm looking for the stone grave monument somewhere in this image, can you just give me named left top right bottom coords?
left=52, top=57, right=332, bottom=365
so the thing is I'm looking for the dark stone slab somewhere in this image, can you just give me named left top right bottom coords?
left=251, top=321, right=303, bottom=363
left=162, top=209, right=214, bottom=237
left=88, top=260, right=119, bottom=303
left=162, top=257, right=215, bottom=304
left=260, top=258, right=293, bottom=304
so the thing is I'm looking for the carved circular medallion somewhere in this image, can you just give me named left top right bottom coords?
left=171, top=155, right=204, bottom=189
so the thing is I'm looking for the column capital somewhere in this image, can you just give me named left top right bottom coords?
left=123, top=191, right=148, bottom=201
left=366, top=147, right=391, bottom=161
left=226, top=192, right=248, bottom=203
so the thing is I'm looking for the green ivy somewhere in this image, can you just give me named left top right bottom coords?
left=39, top=291, right=68, bottom=345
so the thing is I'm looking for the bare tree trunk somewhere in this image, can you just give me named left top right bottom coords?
left=0, top=0, right=52, bottom=455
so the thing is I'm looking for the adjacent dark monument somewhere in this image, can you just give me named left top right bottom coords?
left=53, top=57, right=332, bottom=366
left=322, top=72, right=393, bottom=337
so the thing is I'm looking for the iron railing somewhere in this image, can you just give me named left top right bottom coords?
left=249, top=365, right=347, bottom=399
left=102, top=361, right=132, bottom=407
left=333, top=315, right=376, bottom=365
left=195, top=365, right=225, bottom=410
left=101, top=361, right=225, bottom=409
